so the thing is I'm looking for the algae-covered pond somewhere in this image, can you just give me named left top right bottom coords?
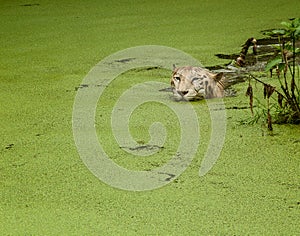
left=1, top=0, right=300, bottom=235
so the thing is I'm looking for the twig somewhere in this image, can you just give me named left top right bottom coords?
left=248, top=73, right=287, bottom=100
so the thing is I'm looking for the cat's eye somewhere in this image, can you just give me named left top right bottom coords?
left=174, top=76, right=181, bottom=82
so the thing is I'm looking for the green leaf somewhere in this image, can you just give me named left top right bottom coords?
left=261, top=29, right=286, bottom=37
left=265, top=58, right=282, bottom=72
left=284, top=44, right=294, bottom=51
left=291, top=18, right=300, bottom=28
left=281, top=21, right=292, bottom=28
left=272, top=29, right=286, bottom=35
left=262, top=31, right=273, bottom=36
left=295, top=26, right=300, bottom=38
left=277, top=62, right=286, bottom=72
left=272, top=45, right=281, bottom=51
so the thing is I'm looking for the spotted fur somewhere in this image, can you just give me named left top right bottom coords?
left=171, top=66, right=227, bottom=101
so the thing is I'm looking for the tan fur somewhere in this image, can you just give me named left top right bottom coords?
left=170, top=66, right=226, bottom=101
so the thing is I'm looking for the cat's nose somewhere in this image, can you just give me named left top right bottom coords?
left=179, top=91, right=189, bottom=96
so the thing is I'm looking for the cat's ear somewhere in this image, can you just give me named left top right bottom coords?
left=213, top=72, right=223, bottom=82
left=172, top=64, right=177, bottom=72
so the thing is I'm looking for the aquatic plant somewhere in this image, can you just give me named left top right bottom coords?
left=246, top=18, right=300, bottom=129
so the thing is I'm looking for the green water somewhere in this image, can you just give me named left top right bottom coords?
left=1, top=0, right=300, bottom=235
